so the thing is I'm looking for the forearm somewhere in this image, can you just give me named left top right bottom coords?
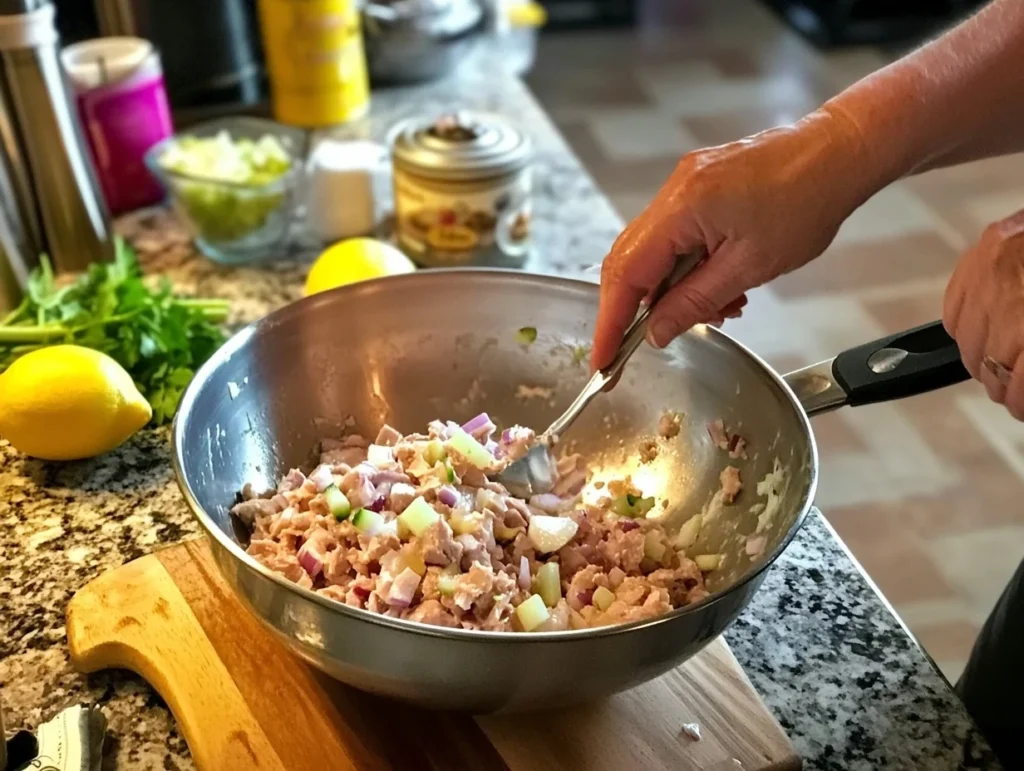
left=821, top=0, right=1024, bottom=190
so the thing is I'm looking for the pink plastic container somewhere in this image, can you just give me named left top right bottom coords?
left=62, top=38, right=173, bottom=215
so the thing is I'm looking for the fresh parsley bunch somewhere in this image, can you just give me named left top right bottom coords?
left=0, top=238, right=230, bottom=426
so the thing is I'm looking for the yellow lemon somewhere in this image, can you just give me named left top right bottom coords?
left=0, top=345, right=152, bottom=461
left=304, top=238, right=415, bottom=296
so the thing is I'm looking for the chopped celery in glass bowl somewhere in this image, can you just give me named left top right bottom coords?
left=146, top=117, right=305, bottom=264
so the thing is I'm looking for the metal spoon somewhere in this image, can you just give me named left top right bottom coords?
left=495, top=251, right=705, bottom=498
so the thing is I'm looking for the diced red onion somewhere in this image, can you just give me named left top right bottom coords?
left=518, top=556, right=531, bottom=590
left=437, top=485, right=459, bottom=507
left=485, top=440, right=501, bottom=457
left=706, top=420, right=729, bottom=448
left=577, top=589, right=594, bottom=606
left=352, top=583, right=371, bottom=601
left=309, top=465, right=335, bottom=492
left=298, top=544, right=324, bottom=577
left=356, top=476, right=377, bottom=507
left=620, top=520, right=641, bottom=532
left=501, top=428, right=512, bottom=443
left=367, top=494, right=387, bottom=513
left=280, top=468, right=306, bottom=492
left=461, top=412, right=492, bottom=434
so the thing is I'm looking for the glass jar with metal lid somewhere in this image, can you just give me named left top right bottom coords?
left=390, top=112, right=532, bottom=267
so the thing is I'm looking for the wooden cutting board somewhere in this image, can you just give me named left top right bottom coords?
left=66, top=539, right=800, bottom=771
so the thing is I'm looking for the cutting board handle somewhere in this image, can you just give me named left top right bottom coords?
left=66, top=553, right=285, bottom=770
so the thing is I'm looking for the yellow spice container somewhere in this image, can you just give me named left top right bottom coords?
left=257, top=0, right=370, bottom=127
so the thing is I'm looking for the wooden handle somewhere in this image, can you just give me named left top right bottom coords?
left=66, top=553, right=287, bottom=771
left=67, top=540, right=800, bottom=771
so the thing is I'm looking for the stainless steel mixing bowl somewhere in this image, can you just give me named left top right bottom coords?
left=172, top=269, right=967, bottom=712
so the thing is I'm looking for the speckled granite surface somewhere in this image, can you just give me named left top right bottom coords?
left=0, top=61, right=1000, bottom=770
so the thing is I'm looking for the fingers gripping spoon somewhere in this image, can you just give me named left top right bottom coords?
left=495, top=251, right=705, bottom=498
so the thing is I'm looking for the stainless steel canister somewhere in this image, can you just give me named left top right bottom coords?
left=0, top=0, right=112, bottom=276
left=390, top=112, right=532, bottom=268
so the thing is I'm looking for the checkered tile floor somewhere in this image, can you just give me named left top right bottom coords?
left=528, top=0, right=1024, bottom=682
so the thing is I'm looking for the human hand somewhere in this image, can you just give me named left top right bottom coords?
left=591, top=109, right=875, bottom=369
left=943, top=210, right=1024, bottom=418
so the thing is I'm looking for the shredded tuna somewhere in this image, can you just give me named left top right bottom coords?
left=420, top=518, right=463, bottom=566
left=659, top=411, right=682, bottom=438
left=231, top=496, right=282, bottom=526
left=242, top=419, right=713, bottom=632
left=375, top=424, right=403, bottom=446
left=639, top=438, right=659, bottom=464
left=405, top=599, right=459, bottom=627
left=720, top=466, right=742, bottom=503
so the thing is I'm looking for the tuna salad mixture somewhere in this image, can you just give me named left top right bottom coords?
left=233, top=414, right=719, bottom=632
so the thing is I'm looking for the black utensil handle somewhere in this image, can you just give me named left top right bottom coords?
left=831, top=320, right=970, bottom=407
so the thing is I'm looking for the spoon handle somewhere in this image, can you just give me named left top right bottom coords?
left=597, top=249, right=706, bottom=383
left=542, top=250, right=705, bottom=441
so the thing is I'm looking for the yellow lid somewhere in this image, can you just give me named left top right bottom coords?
left=508, top=1, right=546, bottom=28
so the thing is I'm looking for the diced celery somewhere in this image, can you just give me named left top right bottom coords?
left=446, top=428, right=494, bottom=470
left=631, top=495, right=656, bottom=516
left=534, top=562, right=561, bottom=607
left=609, top=495, right=633, bottom=517
left=673, top=514, right=702, bottom=551
left=694, top=553, right=722, bottom=572
left=643, top=530, right=666, bottom=562
left=516, top=326, right=538, bottom=345
left=515, top=594, right=550, bottom=632
left=423, top=439, right=446, bottom=466
left=437, top=565, right=460, bottom=596
left=438, top=574, right=458, bottom=595
left=610, top=493, right=656, bottom=518
left=527, top=514, right=578, bottom=554
left=493, top=524, right=523, bottom=542
left=323, top=484, right=351, bottom=520
left=352, top=508, right=385, bottom=534
left=431, top=462, right=453, bottom=486
left=366, top=444, right=393, bottom=466
left=449, top=510, right=481, bottom=536
left=593, top=586, right=615, bottom=612
left=476, top=488, right=503, bottom=511
left=398, top=496, right=440, bottom=537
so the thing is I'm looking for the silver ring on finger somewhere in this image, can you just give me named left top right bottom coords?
left=983, top=355, right=1014, bottom=386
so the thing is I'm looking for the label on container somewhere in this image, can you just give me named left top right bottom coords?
left=78, top=72, right=173, bottom=215
left=258, top=0, right=370, bottom=127
left=394, top=171, right=532, bottom=267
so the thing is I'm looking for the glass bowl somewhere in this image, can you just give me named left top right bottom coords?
left=145, top=116, right=306, bottom=264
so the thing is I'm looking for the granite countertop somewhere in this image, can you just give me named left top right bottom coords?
left=0, top=62, right=1001, bottom=771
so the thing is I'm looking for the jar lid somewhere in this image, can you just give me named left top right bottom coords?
left=390, top=112, right=532, bottom=181
left=62, top=37, right=159, bottom=91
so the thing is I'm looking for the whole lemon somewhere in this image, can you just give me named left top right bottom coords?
left=0, top=345, right=152, bottom=461
left=305, top=238, right=415, bottom=296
